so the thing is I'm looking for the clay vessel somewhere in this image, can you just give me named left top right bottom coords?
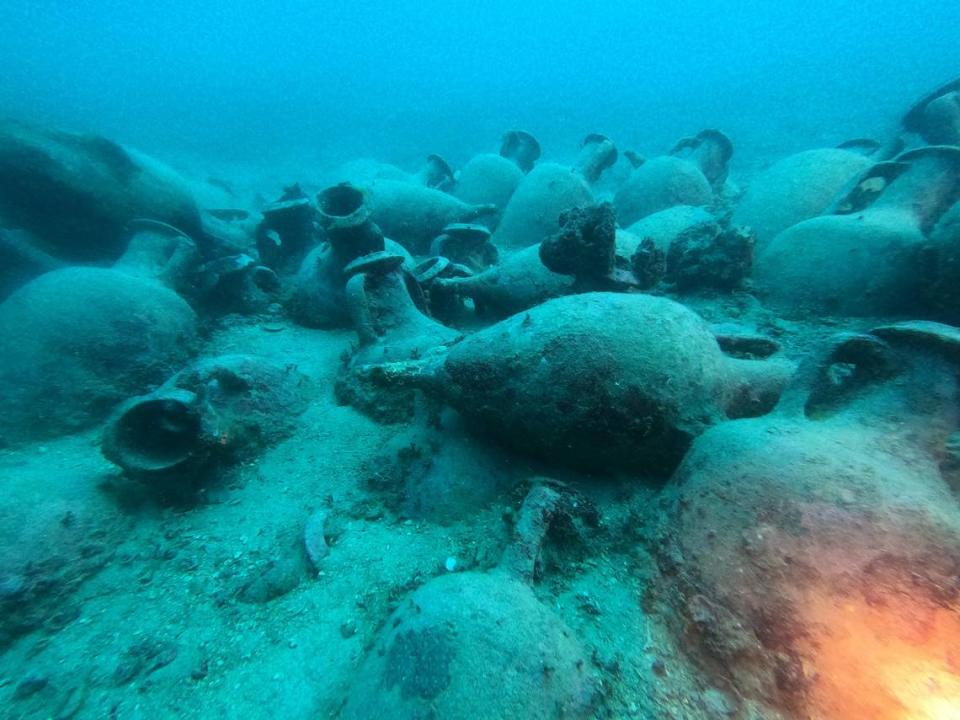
left=0, top=119, right=203, bottom=262
left=102, top=354, right=311, bottom=484
left=500, top=130, right=541, bottom=173
left=366, top=180, right=496, bottom=255
left=290, top=183, right=411, bottom=327
left=340, top=483, right=598, bottom=720
left=354, top=292, right=794, bottom=475
left=755, top=145, right=960, bottom=316
left=612, top=154, right=713, bottom=227
left=656, top=324, right=960, bottom=718
left=731, top=147, right=873, bottom=248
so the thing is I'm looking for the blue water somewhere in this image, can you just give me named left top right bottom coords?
left=3, top=0, right=959, bottom=170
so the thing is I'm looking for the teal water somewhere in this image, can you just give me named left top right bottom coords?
left=3, top=1, right=959, bottom=168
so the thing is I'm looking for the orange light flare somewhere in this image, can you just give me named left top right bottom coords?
left=803, top=592, right=960, bottom=720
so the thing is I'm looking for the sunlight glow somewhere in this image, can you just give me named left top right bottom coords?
left=803, top=595, right=960, bottom=720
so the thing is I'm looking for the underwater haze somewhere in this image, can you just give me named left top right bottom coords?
left=4, top=1, right=960, bottom=719
left=3, top=0, right=959, bottom=171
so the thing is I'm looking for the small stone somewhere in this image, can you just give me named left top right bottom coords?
left=340, top=620, right=357, bottom=639
left=237, top=560, right=300, bottom=604
left=702, top=687, right=737, bottom=717
left=444, top=556, right=458, bottom=572
left=575, top=592, right=601, bottom=616
left=14, top=674, right=49, bottom=699
left=112, top=638, right=178, bottom=686
left=190, top=660, right=209, bottom=681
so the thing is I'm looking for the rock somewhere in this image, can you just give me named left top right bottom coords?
left=629, top=237, right=666, bottom=289
left=666, top=224, right=755, bottom=291
left=539, top=203, right=617, bottom=279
